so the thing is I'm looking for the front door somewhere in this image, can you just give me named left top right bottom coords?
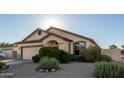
left=74, top=41, right=86, bottom=55
left=74, top=43, right=80, bottom=55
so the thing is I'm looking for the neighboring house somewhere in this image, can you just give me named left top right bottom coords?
left=120, top=49, right=124, bottom=62
left=0, top=27, right=98, bottom=59
left=0, top=45, right=18, bottom=59
left=102, top=49, right=124, bottom=62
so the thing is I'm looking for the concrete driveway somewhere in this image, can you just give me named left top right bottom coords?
left=6, top=59, right=32, bottom=65
left=2, top=61, right=95, bottom=78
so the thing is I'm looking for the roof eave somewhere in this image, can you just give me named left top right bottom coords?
left=47, top=26, right=98, bottom=46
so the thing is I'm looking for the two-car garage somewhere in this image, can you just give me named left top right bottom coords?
left=0, top=45, right=42, bottom=60
left=21, top=46, right=42, bottom=59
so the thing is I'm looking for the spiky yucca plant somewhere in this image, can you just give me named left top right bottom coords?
left=95, top=62, right=124, bottom=78
left=37, top=57, right=60, bottom=71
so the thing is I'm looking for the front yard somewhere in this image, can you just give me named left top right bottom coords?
left=0, top=61, right=95, bottom=78
left=1, top=46, right=123, bottom=78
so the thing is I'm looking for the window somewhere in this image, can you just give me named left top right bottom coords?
left=79, top=41, right=86, bottom=47
left=74, top=41, right=86, bottom=55
left=38, top=31, right=42, bottom=35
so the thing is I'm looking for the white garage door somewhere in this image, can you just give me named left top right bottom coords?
left=2, top=49, right=12, bottom=59
left=22, top=47, right=41, bottom=59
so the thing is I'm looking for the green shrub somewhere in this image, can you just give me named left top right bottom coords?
left=38, top=47, right=72, bottom=63
left=39, top=47, right=60, bottom=59
left=0, top=62, right=6, bottom=69
left=81, top=46, right=101, bottom=62
left=58, top=50, right=72, bottom=63
left=37, top=57, right=60, bottom=71
left=32, top=54, right=41, bottom=63
left=99, top=54, right=112, bottom=62
left=95, top=62, right=124, bottom=78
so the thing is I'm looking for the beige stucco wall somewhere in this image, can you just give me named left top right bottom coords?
left=0, top=47, right=13, bottom=51
left=15, top=42, right=42, bottom=54
left=42, top=35, right=64, bottom=44
left=48, top=28, right=94, bottom=48
left=16, top=42, right=42, bottom=47
left=0, top=46, right=19, bottom=53
left=102, top=49, right=121, bottom=62
left=14, top=28, right=98, bottom=59
left=16, top=34, right=72, bottom=59
left=21, top=28, right=96, bottom=54
left=42, top=35, right=71, bottom=53
left=26, top=31, right=48, bottom=41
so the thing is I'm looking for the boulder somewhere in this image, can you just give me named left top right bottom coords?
left=51, top=69, right=56, bottom=72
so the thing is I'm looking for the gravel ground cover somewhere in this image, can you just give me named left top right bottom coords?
left=0, top=61, right=95, bottom=78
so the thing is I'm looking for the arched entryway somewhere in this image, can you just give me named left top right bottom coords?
left=47, top=40, right=59, bottom=47
left=74, top=41, right=86, bottom=55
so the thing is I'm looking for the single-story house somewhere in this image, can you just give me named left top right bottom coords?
left=0, top=45, right=18, bottom=59
left=0, top=27, right=98, bottom=59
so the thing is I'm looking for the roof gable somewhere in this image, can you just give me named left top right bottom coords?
left=47, top=26, right=92, bottom=40
left=46, top=33, right=73, bottom=42
left=15, top=32, right=73, bottom=44
left=47, top=26, right=98, bottom=46
left=15, top=27, right=98, bottom=47
left=22, top=28, right=49, bottom=42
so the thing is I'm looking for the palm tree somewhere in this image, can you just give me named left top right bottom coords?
left=109, top=44, right=118, bottom=49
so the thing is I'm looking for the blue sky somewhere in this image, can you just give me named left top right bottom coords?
left=0, top=14, right=124, bottom=48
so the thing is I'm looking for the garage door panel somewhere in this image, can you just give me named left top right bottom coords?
left=23, top=47, right=41, bottom=59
